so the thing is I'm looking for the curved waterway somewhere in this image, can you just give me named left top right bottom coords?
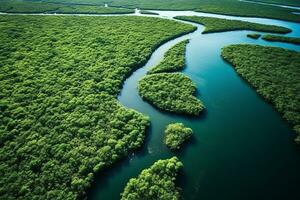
left=3, top=9, right=298, bottom=200
left=7, top=8, right=296, bottom=199
left=86, top=10, right=300, bottom=200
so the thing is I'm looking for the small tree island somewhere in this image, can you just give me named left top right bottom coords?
left=164, top=123, right=193, bottom=150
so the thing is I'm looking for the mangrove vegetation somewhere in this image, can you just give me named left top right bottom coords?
left=0, top=0, right=134, bottom=14
left=175, top=16, right=291, bottom=34
left=247, top=33, right=261, bottom=39
left=121, top=157, right=183, bottom=200
left=164, top=123, right=193, bottom=150
left=148, top=40, right=189, bottom=74
left=138, top=73, right=204, bottom=115
left=140, top=10, right=159, bottom=15
left=262, top=34, right=300, bottom=45
left=17, top=0, right=300, bottom=23
left=0, top=15, right=196, bottom=200
left=221, top=44, right=300, bottom=143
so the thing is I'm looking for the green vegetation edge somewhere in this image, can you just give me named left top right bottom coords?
left=164, top=123, right=193, bottom=150
left=221, top=44, right=300, bottom=143
left=262, top=34, right=300, bottom=45
left=174, top=16, right=291, bottom=34
left=121, top=157, right=183, bottom=200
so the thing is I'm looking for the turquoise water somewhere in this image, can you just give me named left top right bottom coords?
left=88, top=12, right=300, bottom=200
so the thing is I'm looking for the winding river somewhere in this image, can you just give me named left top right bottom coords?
left=1, top=8, right=299, bottom=200
left=86, top=10, right=300, bottom=200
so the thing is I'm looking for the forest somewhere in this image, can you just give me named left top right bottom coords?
left=121, top=157, right=183, bottom=200
left=221, top=44, right=300, bottom=144
left=249, top=0, right=300, bottom=6
left=148, top=40, right=188, bottom=74
left=138, top=73, right=204, bottom=116
left=262, top=34, right=300, bottom=45
left=247, top=33, right=261, bottom=39
left=164, top=123, right=193, bottom=150
left=0, top=0, right=134, bottom=14
left=140, top=10, right=159, bottom=15
left=7, top=0, right=300, bottom=22
left=174, top=16, right=291, bottom=34
left=0, top=15, right=196, bottom=200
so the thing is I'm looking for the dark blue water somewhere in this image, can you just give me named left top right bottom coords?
left=88, top=11, right=300, bottom=200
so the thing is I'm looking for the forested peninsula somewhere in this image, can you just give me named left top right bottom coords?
left=175, top=16, right=291, bottom=34
left=148, top=40, right=188, bottom=74
left=221, top=44, right=300, bottom=143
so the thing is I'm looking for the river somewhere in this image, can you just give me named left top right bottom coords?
left=1, top=8, right=299, bottom=200
left=86, top=10, right=300, bottom=200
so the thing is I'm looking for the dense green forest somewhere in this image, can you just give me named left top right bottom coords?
left=138, top=73, right=204, bottom=115
left=247, top=33, right=261, bottom=39
left=175, top=16, right=291, bottom=34
left=221, top=44, right=300, bottom=144
left=140, top=10, right=159, bottom=15
left=262, top=34, right=300, bottom=45
left=249, top=0, right=300, bottom=7
left=148, top=40, right=188, bottom=74
left=164, top=123, right=193, bottom=150
left=121, top=157, right=183, bottom=200
left=0, top=15, right=196, bottom=200
left=14, top=0, right=300, bottom=22
left=0, top=0, right=134, bottom=14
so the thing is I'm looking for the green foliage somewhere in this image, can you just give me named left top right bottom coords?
left=0, top=15, right=195, bottom=200
left=138, top=73, right=204, bottom=115
left=139, top=39, right=203, bottom=116
left=54, top=5, right=134, bottom=14
left=148, top=40, right=188, bottom=74
left=121, top=157, right=183, bottom=200
left=221, top=44, right=300, bottom=143
left=247, top=33, right=261, bottom=39
left=164, top=123, right=193, bottom=150
left=0, top=0, right=134, bottom=14
left=36, top=0, right=300, bottom=22
left=249, top=0, right=300, bottom=7
left=140, top=10, right=159, bottom=15
left=175, top=16, right=291, bottom=34
left=262, top=34, right=300, bottom=45
left=194, top=0, right=300, bottom=23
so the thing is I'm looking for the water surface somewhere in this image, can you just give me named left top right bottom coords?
left=88, top=10, right=300, bottom=200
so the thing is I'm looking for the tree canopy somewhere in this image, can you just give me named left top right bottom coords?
left=0, top=0, right=134, bottom=14
left=8, top=0, right=300, bottom=22
left=164, top=123, right=193, bottom=150
left=0, top=15, right=195, bottom=200
left=138, top=73, right=204, bottom=115
left=121, top=157, right=183, bottom=200
left=175, top=16, right=291, bottom=34
left=221, top=44, right=300, bottom=144
left=262, top=34, right=300, bottom=45
left=148, top=40, right=189, bottom=74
